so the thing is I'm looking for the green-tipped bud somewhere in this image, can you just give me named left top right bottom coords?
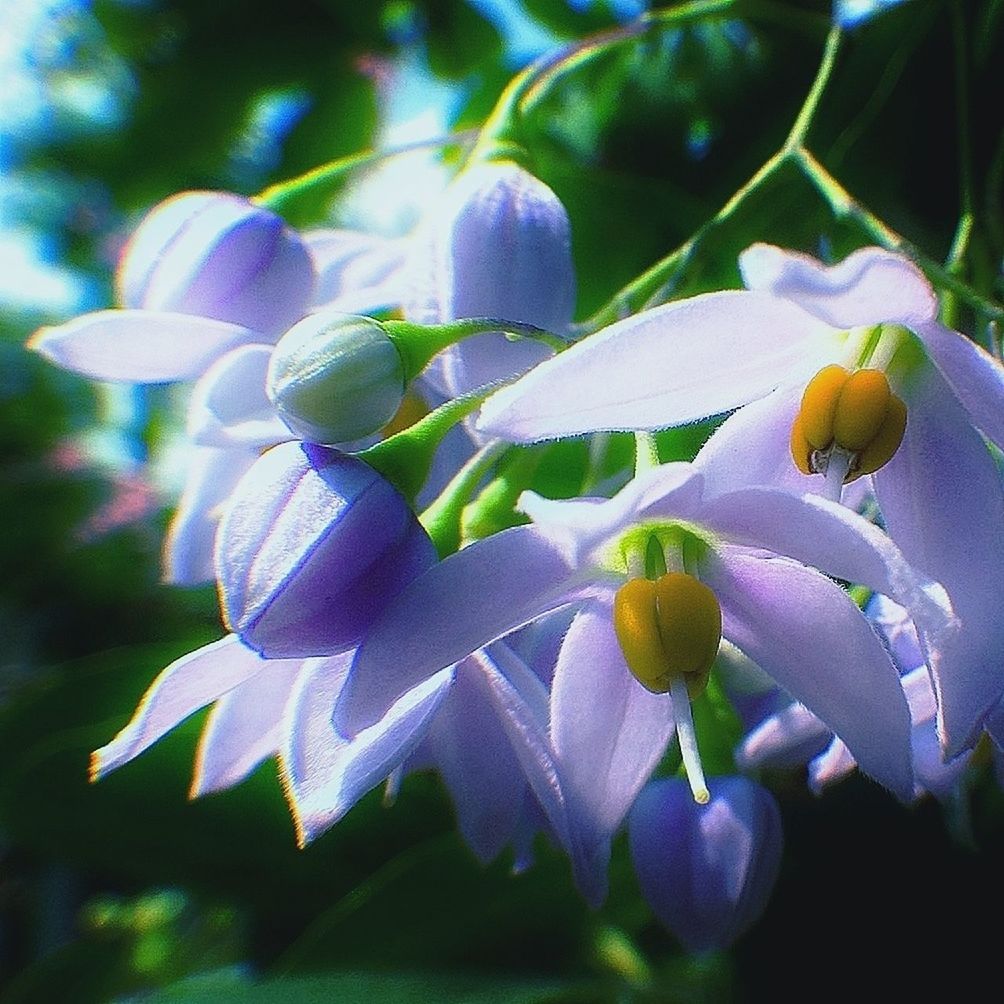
left=267, top=310, right=406, bottom=444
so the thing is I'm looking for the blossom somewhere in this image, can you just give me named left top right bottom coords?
left=404, top=159, right=576, bottom=396
left=336, top=461, right=943, bottom=900
left=629, top=776, right=783, bottom=953
left=478, top=243, right=1004, bottom=757
left=215, top=441, right=437, bottom=658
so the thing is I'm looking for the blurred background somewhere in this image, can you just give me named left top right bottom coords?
left=1, top=0, right=1003, bottom=999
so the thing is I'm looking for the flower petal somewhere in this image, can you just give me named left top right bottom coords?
left=280, top=651, right=453, bottom=845
left=551, top=596, right=675, bottom=905
left=739, top=244, right=937, bottom=328
left=91, top=635, right=268, bottom=779
left=476, top=291, right=834, bottom=442
left=702, top=548, right=914, bottom=801
left=735, top=701, right=831, bottom=771
left=873, top=359, right=1004, bottom=756
left=29, top=310, right=257, bottom=382
left=191, top=658, right=305, bottom=796
left=304, top=229, right=410, bottom=311
left=912, top=319, right=1004, bottom=451
left=163, top=446, right=260, bottom=586
left=187, top=343, right=291, bottom=448
left=336, top=526, right=578, bottom=735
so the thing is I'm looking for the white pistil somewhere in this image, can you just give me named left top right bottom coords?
left=670, top=675, right=710, bottom=804
left=822, top=447, right=852, bottom=503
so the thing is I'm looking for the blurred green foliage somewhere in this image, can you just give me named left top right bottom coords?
left=2, top=0, right=1003, bottom=1000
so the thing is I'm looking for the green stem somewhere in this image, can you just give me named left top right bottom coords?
left=634, top=431, right=660, bottom=476
left=254, top=133, right=476, bottom=216
left=382, top=317, right=564, bottom=383
left=794, top=148, right=1004, bottom=323
left=782, top=25, right=842, bottom=152
left=419, top=440, right=509, bottom=558
left=358, top=383, right=497, bottom=503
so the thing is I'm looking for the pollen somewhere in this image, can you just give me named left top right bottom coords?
left=613, top=572, right=722, bottom=698
left=791, top=365, right=907, bottom=481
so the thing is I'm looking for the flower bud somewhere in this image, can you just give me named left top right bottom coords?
left=629, top=777, right=783, bottom=953
left=267, top=311, right=407, bottom=444
left=406, top=160, right=576, bottom=394
left=116, top=191, right=315, bottom=338
left=215, top=442, right=437, bottom=658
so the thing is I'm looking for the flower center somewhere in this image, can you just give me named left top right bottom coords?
left=790, top=364, right=907, bottom=485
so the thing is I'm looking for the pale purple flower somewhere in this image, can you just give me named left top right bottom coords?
left=404, top=159, right=576, bottom=396
left=215, top=441, right=437, bottom=658
left=478, top=243, right=1004, bottom=758
left=335, top=462, right=945, bottom=901
left=629, top=776, right=783, bottom=953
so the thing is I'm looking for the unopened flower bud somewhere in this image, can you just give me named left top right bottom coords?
left=267, top=311, right=407, bottom=444
left=215, top=442, right=436, bottom=658
left=629, top=777, right=783, bottom=953
left=116, top=190, right=314, bottom=338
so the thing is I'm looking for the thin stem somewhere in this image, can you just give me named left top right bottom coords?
left=822, top=448, right=851, bottom=504
left=782, top=25, right=842, bottom=153
left=634, top=431, right=661, bottom=477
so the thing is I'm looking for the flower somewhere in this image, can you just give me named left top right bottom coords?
left=478, top=243, right=1004, bottom=757
left=629, top=776, right=783, bottom=953
left=336, top=461, right=943, bottom=900
left=404, top=159, right=576, bottom=396
left=29, top=191, right=415, bottom=584
left=215, top=441, right=437, bottom=658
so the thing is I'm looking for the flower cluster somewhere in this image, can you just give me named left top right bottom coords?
left=32, top=139, right=1004, bottom=954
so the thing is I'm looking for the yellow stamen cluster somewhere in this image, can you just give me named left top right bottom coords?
left=613, top=572, right=722, bottom=698
left=790, top=365, right=907, bottom=482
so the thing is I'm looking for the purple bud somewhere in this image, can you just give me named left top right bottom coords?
left=629, top=777, right=783, bottom=953
left=116, top=191, right=315, bottom=338
left=406, top=160, right=576, bottom=394
left=216, top=442, right=437, bottom=657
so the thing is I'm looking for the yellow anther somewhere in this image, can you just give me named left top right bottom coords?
left=791, top=365, right=907, bottom=482
left=613, top=572, right=722, bottom=698
left=799, top=364, right=849, bottom=449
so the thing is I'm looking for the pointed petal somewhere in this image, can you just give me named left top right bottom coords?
left=551, top=596, right=675, bottom=905
left=425, top=655, right=528, bottom=863
left=337, top=526, right=578, bottom=734
left=29, top=310, right=256, bottom=382
left=187, top=344, right=291, bottom=448
left=517, top=462, right=703, bottom=565
left=281, top=652, right=453, bottom=845
left=807, top=738, right=856, bottom=793
left=191, top=658, right=304, bottom=796
left=735, top=701, right=831, bottom=771
left=91, top=635, right=267, bottom=779
left=874, top=359, right=1004, bottom=756
left=739, top=244, right=937, bottom=328
left=477, top=291, right=834, bottom=442
left=913, top=319, right=1004, bottom=451
left=163, top=446, right=260, bottom=585
left=702, top=548, right=914, bottom=801
left=693, top=385, right=816, bottom=497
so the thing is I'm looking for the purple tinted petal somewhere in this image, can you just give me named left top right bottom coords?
left=874, top=359, right=1004, bottom=756
left=187, top=344, right=291, bottom=448
left=736, top=702, right=831, bottom=772
left=191, top=658, right=304, bottom=796
left=425, top=654, right=528, bottom=863
left=163, top=446, right=260, bottom=586
left=304, top=229, right=410, bottom=311
left=629, top=777, right=783, bottom=953
left=280, top=651, right=453, bottom=845
left=477, top=291, right=835, bottom=442
left=117, top=191, right=314, bottom=338
left=703, top=548, right=914, bottom=801
left=807, top=738, right=856, bottom=793
left=337, top=526, right=578, bottom=734
left=913, top=319, right=1004, bottom=452
left=216, top=443, right=436, bottom=657
left=739, top=244, right=937, bottom=328
left=29, top=310, right=256, bottom=382
left=406, top=161, right=575, bottom=395
left=91, top=635, right=267, bottom=779
left=551, top=596, right=675, bottom=905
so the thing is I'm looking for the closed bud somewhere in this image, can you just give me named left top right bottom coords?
left=116, top=191, right=314, bottom=338
left=629, top=777, right=783, bottom=953
left=267, top=311, right=407, bottom=444
left=215, top=442, right=437, bottom=658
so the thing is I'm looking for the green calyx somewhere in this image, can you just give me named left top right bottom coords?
left=605, top=521, right=716, bottom=579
